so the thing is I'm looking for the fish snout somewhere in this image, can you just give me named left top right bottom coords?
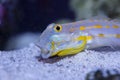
left=40, top=48, right=51, bottom=58
left=35, top=44, right=51, bottom=58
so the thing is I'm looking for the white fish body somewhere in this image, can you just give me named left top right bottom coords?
left=36, top=17, right=120, bottom=58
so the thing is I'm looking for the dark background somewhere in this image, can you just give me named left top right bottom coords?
left=17, top=0, right=74, bottom=33
left=0, top=0, right=75, bottom=50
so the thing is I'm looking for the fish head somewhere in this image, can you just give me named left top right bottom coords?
left=37, top=23, right=87, bottom=58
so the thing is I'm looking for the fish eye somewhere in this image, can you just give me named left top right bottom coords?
left=54, top=24, right=62, bottom=32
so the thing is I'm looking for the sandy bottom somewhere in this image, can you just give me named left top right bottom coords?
left=0, top=43, right=120, bottom=80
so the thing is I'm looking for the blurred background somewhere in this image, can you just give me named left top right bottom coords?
left=0, top=0, right=120, bottom=51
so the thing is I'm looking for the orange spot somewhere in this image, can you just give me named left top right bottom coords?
left=105, top=26, right=110, bottom=28
left=113, top=25, right=119, bottom=28
left=116, top=34, right=120, bottom=38
left=94, top=24, right=102, bottom=28
left=98, top=34, right=104, bottom=37
left=80, top=26, right=86, bottom=30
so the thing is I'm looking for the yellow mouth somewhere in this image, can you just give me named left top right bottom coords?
left=51, top=36, right=87, bottom=57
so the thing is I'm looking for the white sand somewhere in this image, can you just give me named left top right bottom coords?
left=0, top=43, right=120, bottom=80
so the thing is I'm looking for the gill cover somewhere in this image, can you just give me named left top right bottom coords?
left=50, top=36, right=87, bottom=57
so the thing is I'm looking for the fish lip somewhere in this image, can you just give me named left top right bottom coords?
left=40, top=48, right=52, bottom=59
left=35, top=44, right=52, bottom=58
left=41, top=51, right=51, bottom=59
